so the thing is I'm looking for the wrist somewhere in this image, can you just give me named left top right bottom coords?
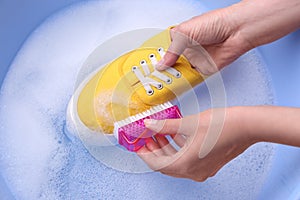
left=229, top=0, right=300, bottom=49
left=235, top=106, right=300, bottom=147
left=229, top=106, right=260, bottom=145
left=220, top=4, right=255, bottom=55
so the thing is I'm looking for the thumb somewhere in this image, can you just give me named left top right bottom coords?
left=143, top=118, right=190, bottom=136
left=156, top=28, right=189, bottom=71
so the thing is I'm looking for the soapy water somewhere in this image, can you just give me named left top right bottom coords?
left=0, top=0, right=275, bottom=199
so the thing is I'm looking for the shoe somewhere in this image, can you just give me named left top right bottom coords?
left=74, top=27, right=204, bottom=134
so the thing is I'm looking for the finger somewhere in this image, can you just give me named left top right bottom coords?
left=209, top=167, right=220, bottom=178
left=144, top=118, right=183, bottom=135
left=156, top=28, right=188, bottom=71
left=160, top=171, right=185, bottom=179
left=192, top=176, right=208, bottom=182
left=156, top=51, right=180, bottom=71
left=154, top=135, right=177, bottom=155
left=154, top=134, right=170, bottom=148
left=168, top=28, right=189, bottom=56
left=137, top=147, right=172, bottom=171
left=137, top=146, right=161, bottom=170
left=160, top=165, right=200, bottom=181
left=183, top=46, right=218, bottom=76
left=144, top=115, right=199, bottom=136
left=145, top=137, right=166, bottom=157
left=170, top=134, right=186, bottom=148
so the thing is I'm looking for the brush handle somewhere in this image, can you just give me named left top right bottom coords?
left=118, top=105, right=182, bottom=152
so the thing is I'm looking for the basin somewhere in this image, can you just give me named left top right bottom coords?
left=0, top=0, right=300, bottom=199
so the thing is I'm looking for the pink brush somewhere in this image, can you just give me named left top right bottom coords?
left=113, top=102, right=182, bottom=152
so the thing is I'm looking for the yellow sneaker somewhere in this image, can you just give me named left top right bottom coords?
left=76, top=27, right=204, bottom=134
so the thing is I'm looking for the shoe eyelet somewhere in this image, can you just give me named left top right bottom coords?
left=140, top=60, right=146, bottom=65
left=149, top=54, right=155, bottom=59
left=157, top=47, right=164, bottom=52
left=132, top=66, right=138, bottom=71
left=157, top=84, right=163, bottom=90
left=176, top=72, right=181, bottom=78
left=166, top=78, right=172, bottom=84
left=147, top=89, right=154, bottom=96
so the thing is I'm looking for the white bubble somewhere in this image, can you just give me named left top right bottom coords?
left=0, top=0, right=275, bottom=199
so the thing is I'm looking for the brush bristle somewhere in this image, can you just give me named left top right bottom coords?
left=113, top=102, right=182, bottom=152
left=113, top=101, right=173, bottom=139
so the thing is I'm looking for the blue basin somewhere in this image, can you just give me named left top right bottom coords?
left=0, top=0, right=299, bottom=199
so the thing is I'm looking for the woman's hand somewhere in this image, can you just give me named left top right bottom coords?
left=138, top=107, right=254, bottom=182
left=157, top=0, right=300, bottom=75
left=137, top=106, right=300, bottom=181
left=157, top=8, right=248, bottom=75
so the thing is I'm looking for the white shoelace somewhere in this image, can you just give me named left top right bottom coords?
left=132, top=47, right=181, bottom=95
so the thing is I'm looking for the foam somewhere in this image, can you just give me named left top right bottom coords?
left=0, top=0, right=275, bottom=199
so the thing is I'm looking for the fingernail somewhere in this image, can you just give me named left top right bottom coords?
left=144, top=119, right=158, bottom=127
left=144, top=119, right=163, bottom=132
left=155, top=59, right=165, bottom=70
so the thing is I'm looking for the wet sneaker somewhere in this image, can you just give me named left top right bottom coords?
left=76, top=27, right=204, bottom=134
